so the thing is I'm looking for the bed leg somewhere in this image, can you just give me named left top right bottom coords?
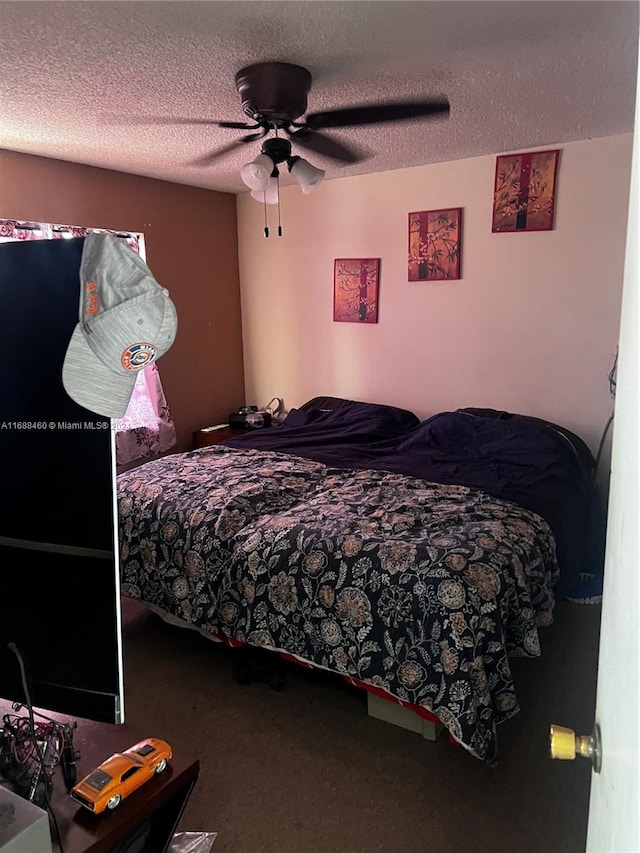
left=366, top=693, right=443, bottom=741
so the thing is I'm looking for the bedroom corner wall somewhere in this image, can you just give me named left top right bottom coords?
left=0, top=149, right=244, bottom=452
left=236, top=133, right=633, bottom=457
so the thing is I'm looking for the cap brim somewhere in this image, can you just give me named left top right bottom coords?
left=62, top=325, right=137, bottom=418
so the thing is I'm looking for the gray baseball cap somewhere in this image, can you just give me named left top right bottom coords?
left=62, top=233, right=177, bottom=417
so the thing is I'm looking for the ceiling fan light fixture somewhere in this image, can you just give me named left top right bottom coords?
left=240, top=153, right=274, bottom=190
left=250, top=176, right=279, bottom=205
left=288, top=156, right=325, bottom=194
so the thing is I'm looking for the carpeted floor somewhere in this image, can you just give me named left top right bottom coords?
left=119, top=596, right=601, bottom=853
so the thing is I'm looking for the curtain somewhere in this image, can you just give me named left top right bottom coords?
left=114, top=363, right=177, bottom=465
left=0, top=219, right=177, bottom=466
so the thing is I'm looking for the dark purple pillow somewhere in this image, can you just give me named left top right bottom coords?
left=285, top=399, right=419, bottom=437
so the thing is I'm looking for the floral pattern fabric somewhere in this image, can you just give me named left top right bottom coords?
left=118, top=446, right=559, bottom=764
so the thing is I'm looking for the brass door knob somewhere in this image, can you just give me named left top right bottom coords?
left=549, top=723, right=602, bottom=772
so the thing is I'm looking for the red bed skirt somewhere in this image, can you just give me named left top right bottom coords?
left=220, top=634, right=458, bottom=743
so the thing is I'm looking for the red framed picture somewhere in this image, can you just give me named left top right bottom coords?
left=492, top=149, right=560, bottom=232
left=333, top=258, right=380, bottom=323
left=408, top=208, right=462, bottom=281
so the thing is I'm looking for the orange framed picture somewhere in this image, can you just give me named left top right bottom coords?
left=492, top=149, right=560, bottom=232
left=333, top=258, right=380, bottom=323
left=408, top=208, right=462, bottom=281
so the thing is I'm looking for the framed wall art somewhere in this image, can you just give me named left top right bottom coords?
left=408, top=208, right=462, bottom=281
left=333, top=258, right=380, bottom=323
left=492, top=149, right=560, bottom=232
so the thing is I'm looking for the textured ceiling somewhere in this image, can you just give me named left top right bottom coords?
left=0, top=1, right=637, bottom=194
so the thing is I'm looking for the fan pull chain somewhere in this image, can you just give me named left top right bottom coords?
left=276, top=174, right=282, bottom=236
left=271, top=127, right=282, bottom=235
left=263, top=192, right=269, bottom=238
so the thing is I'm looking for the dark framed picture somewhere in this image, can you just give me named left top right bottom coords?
left=408, top=208, right=462, bottom=281
left=333, top=258, right=380, bottom=323
left=492, top=149, right=560, bottom=232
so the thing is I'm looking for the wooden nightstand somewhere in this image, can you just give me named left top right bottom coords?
left=192, top=425, right=250, bottom=449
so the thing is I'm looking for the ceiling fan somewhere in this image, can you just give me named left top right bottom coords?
left=112, top=61, right=450, bottom=167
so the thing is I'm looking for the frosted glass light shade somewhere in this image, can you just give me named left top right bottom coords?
left=250, top=177, right=279, bottom=205
left=289, top=158, right=325, bottom=194
left=240, top=154, right=273, bottom=191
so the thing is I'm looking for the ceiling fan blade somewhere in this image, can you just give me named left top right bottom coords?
left=188, top=130, right=267, bottom=167
left=305, top=99, right=450, bottom=130
left=217, top=121, right=261, bottom=130
left=288, top=128, right=364, bottom=164
left=98, top=114, right=222, bottom=127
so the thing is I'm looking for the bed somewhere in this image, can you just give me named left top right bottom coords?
left=117, top=397, right=603, bottom=764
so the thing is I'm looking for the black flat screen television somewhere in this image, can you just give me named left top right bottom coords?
left=0, top=238, right=124, bottom=724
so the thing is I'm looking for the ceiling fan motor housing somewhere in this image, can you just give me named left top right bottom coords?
left=261, top=137, right=293, bottom=165
left=235, top=62, right=312, bottom=125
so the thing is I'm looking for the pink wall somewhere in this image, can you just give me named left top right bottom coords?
left=237, top=134, right=633, bottom=456
left=0, top=149, right=244, bottom=451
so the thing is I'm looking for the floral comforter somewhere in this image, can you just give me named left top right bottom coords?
left=118, top=446, right=559, bottom=764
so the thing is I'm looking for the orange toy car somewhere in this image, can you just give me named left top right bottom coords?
left=70, top=737, right=172, bottom=814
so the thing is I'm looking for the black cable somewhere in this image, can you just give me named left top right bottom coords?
left=590, top=350, right=619, bottom=486
left=593, top=412, right=615, bottom=484
left=7, top=643, right=66, bottom=853
left=608, top=349, right=618, bottom=398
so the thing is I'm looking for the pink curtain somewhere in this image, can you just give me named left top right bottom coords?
left=115, top=362, right=177, bottom=465
left=0, top=219, right=177, bottom=466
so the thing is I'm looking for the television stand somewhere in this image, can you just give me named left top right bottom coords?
left=0, top=700, right=199, bottom=853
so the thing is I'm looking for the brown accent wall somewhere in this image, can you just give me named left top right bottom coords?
left=0, top=149, right=244, bottom=452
